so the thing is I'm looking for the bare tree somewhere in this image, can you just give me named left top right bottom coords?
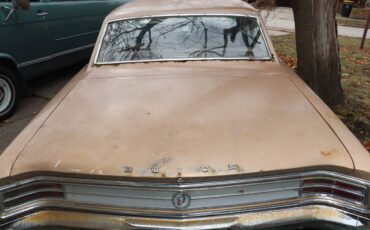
left=293, top=0, right=343, bottom=105
left=247, top=0, right=343, bottom=105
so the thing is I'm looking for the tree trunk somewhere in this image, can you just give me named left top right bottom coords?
left=293, top=0, right=343, bottom=105
left=359, top=0, right=367, bottom=8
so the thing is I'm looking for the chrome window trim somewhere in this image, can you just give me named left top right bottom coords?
left=93, top=14, right=274, bottom=65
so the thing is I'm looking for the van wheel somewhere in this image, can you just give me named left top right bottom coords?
left=0, top=66, right=19, bottom=122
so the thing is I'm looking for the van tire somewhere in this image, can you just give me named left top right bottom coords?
left=0, top=66, right=19, bottom=122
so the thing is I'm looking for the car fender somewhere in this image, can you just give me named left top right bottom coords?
left=0, top=52, right=19, bottom=72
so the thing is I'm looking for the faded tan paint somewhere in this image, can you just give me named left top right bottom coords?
left=0, top=0, right=369, bottom=181
left=106, top=0, right=257, bottom=22
left=1, top=61, right=365, bottom=179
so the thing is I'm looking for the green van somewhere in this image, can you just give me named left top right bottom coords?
left=0, top=0, right=129, bottom=121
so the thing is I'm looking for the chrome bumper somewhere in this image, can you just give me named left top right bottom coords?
left=1, top=170, right=369, bottom=229
left=6, top=205, right=369, bottom=230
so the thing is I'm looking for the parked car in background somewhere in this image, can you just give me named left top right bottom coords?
left=0, top=0, right=369, bottom=229
left=0, top=0, right=130, bottom=121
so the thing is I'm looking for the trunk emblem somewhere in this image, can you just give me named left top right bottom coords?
left=200, top=165, right=210, bottom=173
left=172, top=192, right=191, bottom=209
left=123, top=166, right=133, bottom=173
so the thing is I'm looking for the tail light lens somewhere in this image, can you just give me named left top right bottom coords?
left=302, top=178, right=367, bottom=204
left=2, top=183, right=65, bottom=209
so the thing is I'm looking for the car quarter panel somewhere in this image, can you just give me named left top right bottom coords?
left=281, top=63, right=370, bottom=177
left=0, top=66, right=90, bottom=179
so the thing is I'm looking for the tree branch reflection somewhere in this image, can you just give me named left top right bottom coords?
left=97, top=16, right=269, bottom=62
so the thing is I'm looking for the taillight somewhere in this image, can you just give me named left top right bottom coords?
left=2, top=183, right=65, bottom=209
left=302, top=178, right=367, bottom=204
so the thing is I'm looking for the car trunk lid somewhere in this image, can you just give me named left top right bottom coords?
left=10, top=61, right=354, bottom=178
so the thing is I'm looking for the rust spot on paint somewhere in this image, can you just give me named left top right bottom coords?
left=228, top=164, right=244, bottom=172
left=321, top=151, right=332, bottom=157
left=18, top=211, right=128, bottom=228
left=151, top=157, right=172, bottom=169
left=161, top=173, right=166, bottom=178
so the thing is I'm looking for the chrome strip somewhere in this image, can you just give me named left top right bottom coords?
left=1, top=195, right=369, bottom=221
left=95, top=57, right=272, bottom=66
left=302, top=193, right=365, bottom=207
left=18, top=44, right=94, bottom=68
left=5, top=206, right=367, bottom=230
left=1, top=170, right=369, bottom=192
left=192, top=186, right=300, bottom=200
left=0, top=171, right=368, bottom=222
left=54, top=31, right=100, bottom=42
left=17, top=56, right=51, bottom=68
left=93, top=14, right=273, bottom=65
left=4, top=188, right=64, bottom=204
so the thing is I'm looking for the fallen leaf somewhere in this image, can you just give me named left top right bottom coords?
left=363, top=140, right=370, bottom=151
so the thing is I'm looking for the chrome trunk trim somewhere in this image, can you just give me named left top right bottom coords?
left=0, top=170, right=369, bottom=228
left=6, top=206, right=369, bottom=230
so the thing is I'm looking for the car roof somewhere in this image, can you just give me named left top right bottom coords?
left=106, top=0, right=258, bottom=22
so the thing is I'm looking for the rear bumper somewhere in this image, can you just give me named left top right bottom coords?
left=5, top=205, right=369, bottom=230
left=1, top=171, right=369, bottom=229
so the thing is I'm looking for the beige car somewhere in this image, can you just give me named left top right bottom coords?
left=0, top=0, right=369, bottom=229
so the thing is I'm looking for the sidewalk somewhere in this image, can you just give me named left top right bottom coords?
left=263, top=7, right=366, bottom=38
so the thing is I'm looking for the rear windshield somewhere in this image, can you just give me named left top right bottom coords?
left=96, top=15, right=271, bottom=64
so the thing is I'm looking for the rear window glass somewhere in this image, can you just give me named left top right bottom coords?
left=96, top=15, right=271, bottom=64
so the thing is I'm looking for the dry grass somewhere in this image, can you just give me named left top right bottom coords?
left=337, top=18, right=369, bottom=28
